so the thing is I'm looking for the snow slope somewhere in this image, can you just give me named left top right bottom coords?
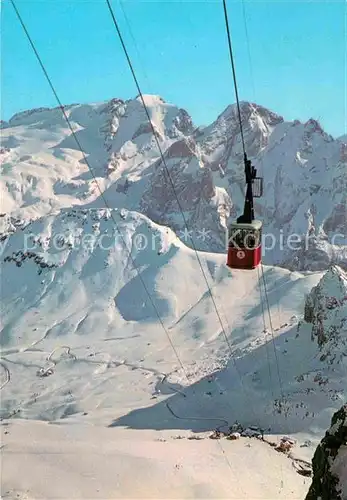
left=0, top=207, right=323, bottom=498
left=1, top=421, right=310, bottom=500
left=0, top=208, right=326, bottom=422
left=1, top=208, right=346, bottom=495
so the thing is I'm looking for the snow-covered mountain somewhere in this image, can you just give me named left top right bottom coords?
left=1, top=95, right=347, bottom=497
left=1, top=95, right=346, bottom=270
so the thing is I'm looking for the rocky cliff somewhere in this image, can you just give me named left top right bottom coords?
left=306, top=404, right=347, bottom=500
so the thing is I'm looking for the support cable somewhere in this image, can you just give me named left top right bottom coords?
left=257, top=266, right=275, bottom=402
left=12, top=9, right=262, bottom=482
left=10, top=0, right=189, bottom=383
left=222, top=0, right=246, bottom=158
left=105, top=0, right=234, bottom=359
left=118, top=0, right=152, bottom=92
left=105, top=4, right=263, bottom=454
left=260, top=264, right=285, bottom=404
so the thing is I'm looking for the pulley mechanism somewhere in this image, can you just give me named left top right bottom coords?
left=237, top=153, right=263, bottom=224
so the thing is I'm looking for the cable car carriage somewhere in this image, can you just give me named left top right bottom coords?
left=227, top=155, right=263, bottom=270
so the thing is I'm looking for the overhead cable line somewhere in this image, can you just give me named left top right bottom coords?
left=260, top=264, right=287, bottom=494
left=257, top=266, right=275, bottom=402
left=105, top=3, right=262, bottom=431
left=105, top=0, right=234, bottom=358
left=105, top=1, right=265, bottom=457
left=237, top=0, right=281, bottom=390
left=13, top=0, right=262, bottom=448
left=223, top=0, right=284, bottom=424
left=241, top=1, right=277, bottom=402
left=222, top=0, right=280, bottom=391
left=260, top=264, right=285, bottom=405
left=118, top=0, right=152, bottom=92
left=10, top=0, right=189, bottom=383
left=240, top=0, right=256, bottom=103
left=222, top=0, right=246, bottom=158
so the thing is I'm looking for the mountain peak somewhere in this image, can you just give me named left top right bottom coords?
left=1, top=93, right=346, bottom=271
left=219, top=101, right=284, bottom=126
left=133, top=94, right=166, bottom=106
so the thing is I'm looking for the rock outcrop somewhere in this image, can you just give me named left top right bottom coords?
left=306, top=404, right=347, bottom=500
left=304, top=265, right=347, bottom=364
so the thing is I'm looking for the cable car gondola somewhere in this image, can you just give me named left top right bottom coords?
left=227, top=154, right=263, bottom=269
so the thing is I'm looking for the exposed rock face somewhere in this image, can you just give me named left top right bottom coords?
left=170, top=108, right=194, bottom=137
left=305, top=404, right=347, bottom=500
left=1, top=94, right=346, bottom=269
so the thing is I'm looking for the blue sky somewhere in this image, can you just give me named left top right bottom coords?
left=2, top=0, right=346, bottom=137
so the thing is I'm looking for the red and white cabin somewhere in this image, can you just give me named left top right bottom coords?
left=227, top=219, right=262, bottom=269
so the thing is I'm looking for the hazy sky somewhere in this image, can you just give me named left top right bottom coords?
left=2, top=0, right=346, bottom=137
